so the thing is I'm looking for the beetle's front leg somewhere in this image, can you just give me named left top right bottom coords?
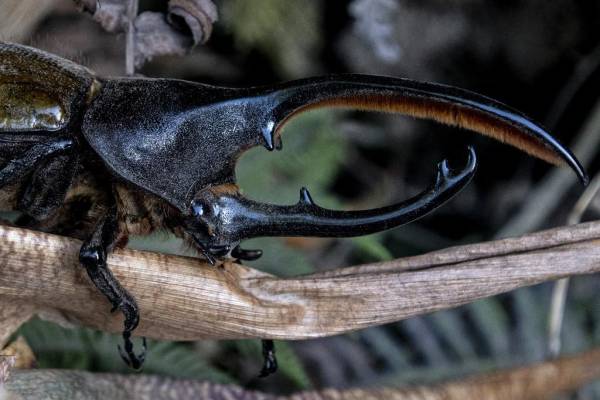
left=260, top=339, right=277, bottom=377
left=79, top=203, right=146, bottom=369
left=230, top=247, right=278, bottom=377
left=231, top=245, right=263, bottom=261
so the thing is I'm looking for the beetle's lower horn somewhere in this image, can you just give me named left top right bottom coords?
left=215, top=147, right=477, bottom=241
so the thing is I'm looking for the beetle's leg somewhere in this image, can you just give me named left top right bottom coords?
left=231, top=250, right=276, bottom=377
left=259, top=339, right=278, bottom=377
left=17, top=153, right=78, bottom=220
left=233, top=249, right=274, bottom=377
left=0, top=137, right=74, bottom=189
left=231, top=245, right=263, bottom=261
left=79, top=203, right=147, bottom=370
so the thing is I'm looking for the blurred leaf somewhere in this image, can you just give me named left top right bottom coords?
left=273, top=341, right=312, bottom=389
left=236, top=110, right=346, bottom=208
left=352, top=235, right=393, bottom=261
left=513, top=289, right=546, bottom=360
left=466, top=298, right=511, bottom=358
left=220, top=0, right=322, bottom=77
left=16, top=319, right=234, bottom=383
left=236, top=110, right=348, bottom=275
left=428, top=312, right=477, bottom=361
left=242, top=237, right=313, bottom=276
left=359, top=327, right=410, bottom=371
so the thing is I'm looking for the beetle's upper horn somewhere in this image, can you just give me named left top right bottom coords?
left=200, top=147, right=476, bottom=243
left=253, top=74, right=587, bottom=184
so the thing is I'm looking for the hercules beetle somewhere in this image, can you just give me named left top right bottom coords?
left=0, top=42, right=587, bottom=375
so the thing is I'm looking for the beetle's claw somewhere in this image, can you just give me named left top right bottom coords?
left=118, top=295, right=140, bottom=333
left=118, top=333, right=147, bottom=370
left=115, top=295, right=146, bottom=369
left=190, top=235, right=217, bottom=265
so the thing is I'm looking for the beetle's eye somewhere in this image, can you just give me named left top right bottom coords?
left=191, top=200, right=208, bottom=218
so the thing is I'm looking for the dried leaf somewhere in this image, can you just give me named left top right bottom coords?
left=168, top=0, right=218, bottom=45
left=73, top=0, right=218, bottom=69
left=5, top=348, right=600, bottom=399
left=134, top=12, right=192, bottom=68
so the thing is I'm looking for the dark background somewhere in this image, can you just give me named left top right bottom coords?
left=6, top=0, right=600, bottom=396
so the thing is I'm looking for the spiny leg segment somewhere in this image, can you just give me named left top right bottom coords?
left=0, top=136, right=147, bottom=366
left=78, top=203, right=146, bottom=369
left=232, top=246, right=277, bottom=377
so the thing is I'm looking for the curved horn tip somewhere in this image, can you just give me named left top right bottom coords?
left=556, top=145, right=587, bottom=186
left=580, top=170, right=590, bottom=187
left=561, top=150, right=588, bottom=186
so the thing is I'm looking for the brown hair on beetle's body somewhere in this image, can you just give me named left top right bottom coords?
left=0, top=42, right=587, bottom=375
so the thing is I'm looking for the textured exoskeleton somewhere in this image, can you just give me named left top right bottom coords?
left=0, top=42, right=587, bottom=374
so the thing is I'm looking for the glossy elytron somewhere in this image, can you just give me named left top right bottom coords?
left=0, top=42, right=586, bottom=374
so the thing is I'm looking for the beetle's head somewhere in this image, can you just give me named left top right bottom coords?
left=183, top=185, right=238, bottom=262
left=182, top=74, right=588, bottom=264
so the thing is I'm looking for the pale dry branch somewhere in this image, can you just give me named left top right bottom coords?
left=1, top=222, right=600, bottom=342
left=548, top=172, right=600, bottom=357
left=5, top=347, right=600, bottom=399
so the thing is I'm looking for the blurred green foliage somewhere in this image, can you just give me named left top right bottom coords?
left=236, top=109, right=347, bottom=275
left=16, top=318, right=234, bottom=383
left=220, top=0, right=322, bottom=77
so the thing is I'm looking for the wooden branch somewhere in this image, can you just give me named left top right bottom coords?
left=6, top=347, right=600, bottom=399
left=1, top=221, right=600, bottom=342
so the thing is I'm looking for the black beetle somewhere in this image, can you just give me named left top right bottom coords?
left=0, top=42, right=587, bottom=374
